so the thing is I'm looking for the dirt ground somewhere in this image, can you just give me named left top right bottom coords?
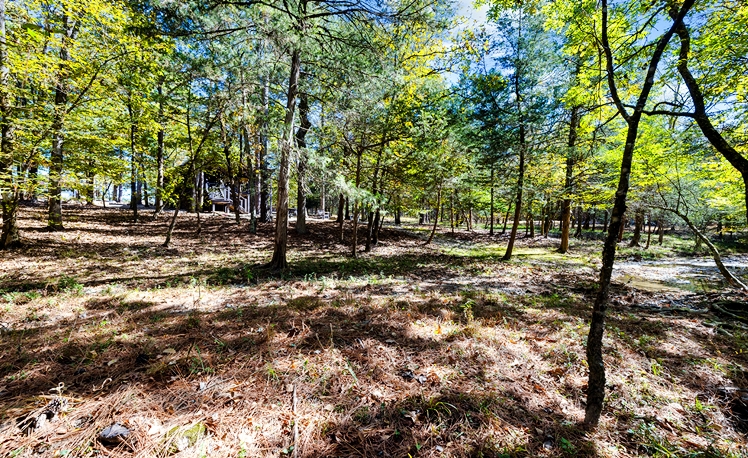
left=1, top=204, right=748, bottom=457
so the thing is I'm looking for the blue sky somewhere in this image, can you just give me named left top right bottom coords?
left=455, top=0, right=488, bottom=23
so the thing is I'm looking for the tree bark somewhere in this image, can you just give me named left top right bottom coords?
left=295, top=92, right=311, bottom=235
left=373, top=208, right=381, bottom=245
left=128, top=102, right=139, bottom=224
left=155, top=81, right=165, bottom=215
left=449, top=191, right=454, bottom=234
left=658, top=215, right=664, bottom=245
left=668, top=17, right=748, bottom=225
left=529, top=213, right=535, bottom=238
left=502, top=131, right=524, bottom=261
left=337, top=192, right=345, bottom=242
left=0, top=197, right=20, bottom=249
left=0, top=0, right=21, bottom=248
left=85, top=168, right=94, bottom=205
left=351, top=150, right=362, bottom=258
left=560, top=106, right=581, bottom=252
left=502, top=202, right=511, bottom=235
left=259, top=77, right=270, bottom=223
left=645, top=215, right=653, bottom=249
left=629, top=210, right=644, bottom=247
left=602, top=209, right=608, bottom=232
left=163, top=207, right=180, bottom=248
left=584, top=0, right=694, bottom=427
left=489, top=164, right=495, bottom=235
left=425, top=185, right=442, bottom=245
left=47, top=12, right=76, bottom=231
left=365, top=152, right=383, bottom=252
left=220, top=113, right=240, bottom=225
left=502, top=28, right=528, bottom=262
left=268, top=48, right=301, bottom=270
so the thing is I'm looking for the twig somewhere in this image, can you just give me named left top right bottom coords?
left=292, top=384, right=298, bottom=458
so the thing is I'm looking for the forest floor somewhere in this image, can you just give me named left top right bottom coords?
left=1, top=204, right=748, bottom=458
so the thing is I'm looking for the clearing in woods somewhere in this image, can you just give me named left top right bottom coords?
left=1, top=205, right=747, bottom=457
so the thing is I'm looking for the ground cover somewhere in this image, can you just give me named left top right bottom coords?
left=1, top=205, right=747, bottom=457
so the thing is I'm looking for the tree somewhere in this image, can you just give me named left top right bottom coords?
left=580, top=0, right=696, bottom=427
left=467, top=3, right=562, bottom=260
left=641, top=6, right=748, bottom=225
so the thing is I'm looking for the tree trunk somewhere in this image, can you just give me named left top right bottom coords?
left=155, top=81, right=165, bottom=215
left=617, top=212, right=626, bottom=242
left=489, top=165, right=495, bottom=235
left=592, top=209, right=596, bottom=231
left=449, top=191, right=455, bottom=234
left=320, top=175, right=325, bottom=216
left=373, top=208, right=381, bottom=245
left=101, top=182, right=110, bottom=208
left=658, top=216, right=664, bottom=245
left=251, top=130, right=261, bottom=219
left=529, top=213, right=535, bottom=238
left=502, top=128, right=525, bottom=261
left=128, top=102, right=139, bottom=224
left=48, top=103, right=65, bottom=231
left=85, top=168, right=95, bottom=205
left=645, top=216, right=653, bottom=249
left=425, top=185, right=442, bottom=245
left=0, top=0, right=19, bottom=249
left=669, top=17, right=748, bottom=225
left=163, top=207, right=180, bottom=247
left=365, top=207, right=374, bottom=252
left=47, top=12, right=76, bottom=232
left=0, top=197, right=20, bottom=249
left=365, top=153, right=383, bottom=252
left=629, top=210, right=644, bottom=247
left=337, top=192, right=345, bottom=242
left=602, top=210, right=608, bottom=232
left=295, top=92, right=311, bottom=235
left=574, top=206, right=583, bottom=237
left=268, top=48, right=301, bottom=270
left=351, top=151, right=362, bottom=258
left=220, top=114, right=241, bottom=225
left=584, top=0, right=694, bottom=427
left=560, top=105, right=581, bottom=252
left=502, top=202, right=511, bottom=235
left=195, top=171, right=204, bottom=212
left=259, top=77, right=271, bottom=223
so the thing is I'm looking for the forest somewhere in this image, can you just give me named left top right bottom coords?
left=1, top=0, right=748, bottom=456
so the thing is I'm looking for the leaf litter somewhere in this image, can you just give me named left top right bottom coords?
left=0, top=206, right=746, bottom=456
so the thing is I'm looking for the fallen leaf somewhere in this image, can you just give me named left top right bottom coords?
left=403, top=410, right=419, bottom=424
